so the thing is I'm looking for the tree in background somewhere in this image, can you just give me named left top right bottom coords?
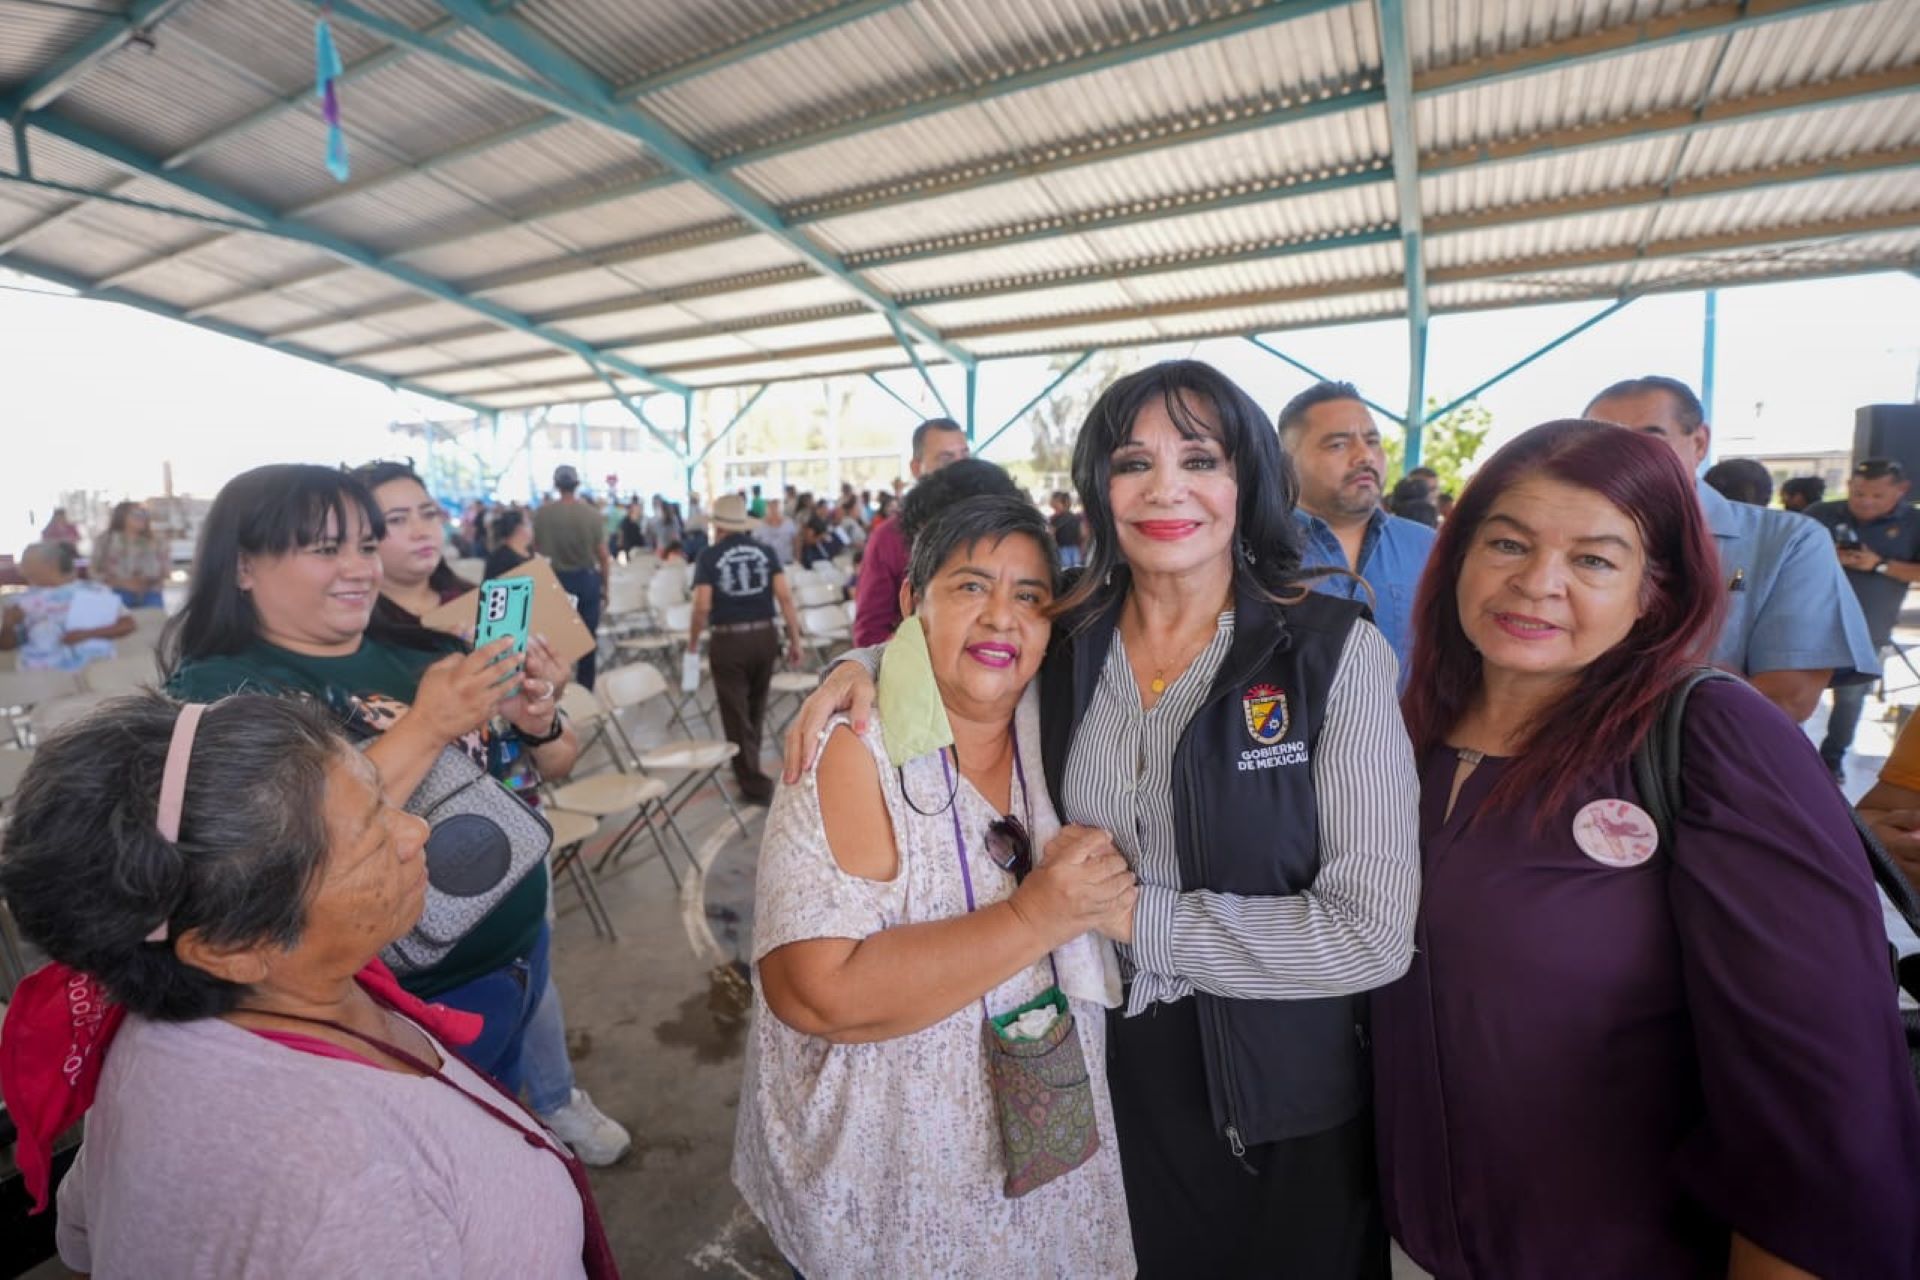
left=1384, top=397, right=1493, bottom=497
left=1023, top=351, right=1136, bottom=494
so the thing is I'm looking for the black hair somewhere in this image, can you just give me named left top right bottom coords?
left=898, top=457, right=1023, bottom=548
left=1393, top=499, right=1440, bottom=528
left=1779, top=476, right=1826, bottom=506
left=0, top=692, right=341, bottom=1021
left=1703, top=458, right=1776, bottom=508
left=907, top=494, right=1058, bottom=600
left=911, top=416, right=966, bottom=462
left=1585, top=375, right=1706, bottom=433
left=491, top=509, right=527, bottom=543
left=1854, top=457, right=1906, bottom=482
left=1276, top=380, right=1364, bottom=440
left=347, top=460, right=475, bottom=614
left=1389, top=475, right=1434, bottom=512
left=1060, top=359, right=1306, bottom=617
left=160, top=465, right=385, bottom=675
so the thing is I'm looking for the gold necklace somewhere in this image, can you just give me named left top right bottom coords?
left=1139, top=625, right=1213, bottom=696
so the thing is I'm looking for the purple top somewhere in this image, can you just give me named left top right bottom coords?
left=1374, top=676, right=1920, bottom=1279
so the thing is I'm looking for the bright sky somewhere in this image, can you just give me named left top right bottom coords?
left=3, top=267, right=1916, bottom=548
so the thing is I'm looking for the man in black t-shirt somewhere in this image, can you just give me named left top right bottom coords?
left=691, top=494, right=806, bottom=803
left=1805, top=458, right=1920, bottom=778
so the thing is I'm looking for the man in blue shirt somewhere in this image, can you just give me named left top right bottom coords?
left=1585, top=375, right=1878, bottom=727
left=1278, top=381, right=1437, bottom=682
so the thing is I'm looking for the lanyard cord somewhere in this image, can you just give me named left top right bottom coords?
left=940, top=732, right=1056, bottom=1016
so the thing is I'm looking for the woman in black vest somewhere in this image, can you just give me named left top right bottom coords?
left=784, top=361, right=1420, bottom=1276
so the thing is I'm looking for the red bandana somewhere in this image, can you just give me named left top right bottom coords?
left=0, top=958, right=481, bottom=1213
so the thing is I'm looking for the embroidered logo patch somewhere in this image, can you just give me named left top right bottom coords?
left=1243, top=684, right=1288, bottom=745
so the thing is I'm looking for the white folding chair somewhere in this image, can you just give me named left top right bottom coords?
left=770, top=669, right=822, bottom=731
left=559, top=682, right=622, bottom=774
left=795, top=582, right=843, bottom=609
left=80, top=653, right=159, bottom=695
left=800, top=605, right=852, bottom=663
left=0, top=669, right=80, bottom=747
left=579, top=664, right=746, bottom=855
left=544, top=808, right=619, bottom=939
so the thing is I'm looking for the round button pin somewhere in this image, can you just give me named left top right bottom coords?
left=1571, top=799, right=1659, bottom=868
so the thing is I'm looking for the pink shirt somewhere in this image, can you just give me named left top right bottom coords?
left=57, top=1014, right=587, bottom=1278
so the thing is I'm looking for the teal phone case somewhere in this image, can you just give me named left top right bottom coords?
left=474, top=577, right=534, bottom=657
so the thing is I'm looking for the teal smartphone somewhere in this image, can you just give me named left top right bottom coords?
left=474, top=578, right=534, bottom=669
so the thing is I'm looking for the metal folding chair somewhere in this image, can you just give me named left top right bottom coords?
left=544, top=808, right=620, bottom=939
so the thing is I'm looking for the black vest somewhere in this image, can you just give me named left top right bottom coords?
left=1039, top=581, right=1369, bottom=1147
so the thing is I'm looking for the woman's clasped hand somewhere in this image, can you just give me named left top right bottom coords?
left=1010, top=825, right=1138, bottom=948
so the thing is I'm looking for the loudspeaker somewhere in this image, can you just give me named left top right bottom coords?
left=1855, top=404, right=1920, bottom=477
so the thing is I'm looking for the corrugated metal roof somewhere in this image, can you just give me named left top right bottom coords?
left=0, top=0, right=1913, bottom=412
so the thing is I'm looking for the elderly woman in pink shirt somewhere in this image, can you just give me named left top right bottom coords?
left=0, top=691, right=616, bottom=1278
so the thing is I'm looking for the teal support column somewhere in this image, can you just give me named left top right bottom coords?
left=1405, top=316, right=1429, bottom=468
left=682, top=390, right=696, bottom=501
left=964, top=363, right=979, bottom=440
left=1701, top=289, right=1719, bottom=433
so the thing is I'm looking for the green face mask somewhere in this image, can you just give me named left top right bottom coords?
left=876, top=614, right=955, bottom=767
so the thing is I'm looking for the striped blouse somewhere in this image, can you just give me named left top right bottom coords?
left=1063, top=610, right=1420, bottom=1015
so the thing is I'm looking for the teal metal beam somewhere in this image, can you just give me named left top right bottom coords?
left=0, top=254, right=491, bottom=415
left=974, top=352, right=1096, bottom=455
left=1244, top=336, right=1405, bottom=426
left=711, top=0, right=1356, bottom=172
left=11, top=0, right=192, bottom=116
left=315, top=0, right=970, bottom=367
left=1375, top=0, right=1428, bottom=461
left=10, top=117, right=28, bottom=177
left=692, top=384, right=769, bottom=468
left=964, top=364, right=978, bottom=440
left=1424, top=297, right=1638, bottom=424
left=0, top=171, right=270, bottom=236
left=866, top=371, right=926, bottom=423
left=596, top=373, right=686, bottom=458
left=889, top=316, right=956, bottom=420
left=615, top=0, right=910, bottom=100
left=11, top=102, right=695, bottom=395
left=1700, top=289, right=1718, bottom=428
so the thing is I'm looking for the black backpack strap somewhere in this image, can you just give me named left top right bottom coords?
left=1632, top=667, right=1740, bottom=853
left=1634, top=668, right=1920, bottom=1005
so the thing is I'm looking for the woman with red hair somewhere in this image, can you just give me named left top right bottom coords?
left=1376, top=420, right=1920, bottom=1279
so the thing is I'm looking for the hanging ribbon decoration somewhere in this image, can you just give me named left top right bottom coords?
left=314, top=9, right=350, bottom=181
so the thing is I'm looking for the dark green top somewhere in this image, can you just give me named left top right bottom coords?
left=166, top=636, right=549, bottom=998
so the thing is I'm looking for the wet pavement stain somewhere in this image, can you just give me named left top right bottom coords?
left=652, top=964, right=751, bottom=1063
left=566, top=1027, right=594, bottom=1061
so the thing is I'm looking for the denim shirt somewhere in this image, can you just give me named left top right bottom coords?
left=1295, top=507, right=1436, bottom=684
left=1696, top=481, right=1879, bottom=685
